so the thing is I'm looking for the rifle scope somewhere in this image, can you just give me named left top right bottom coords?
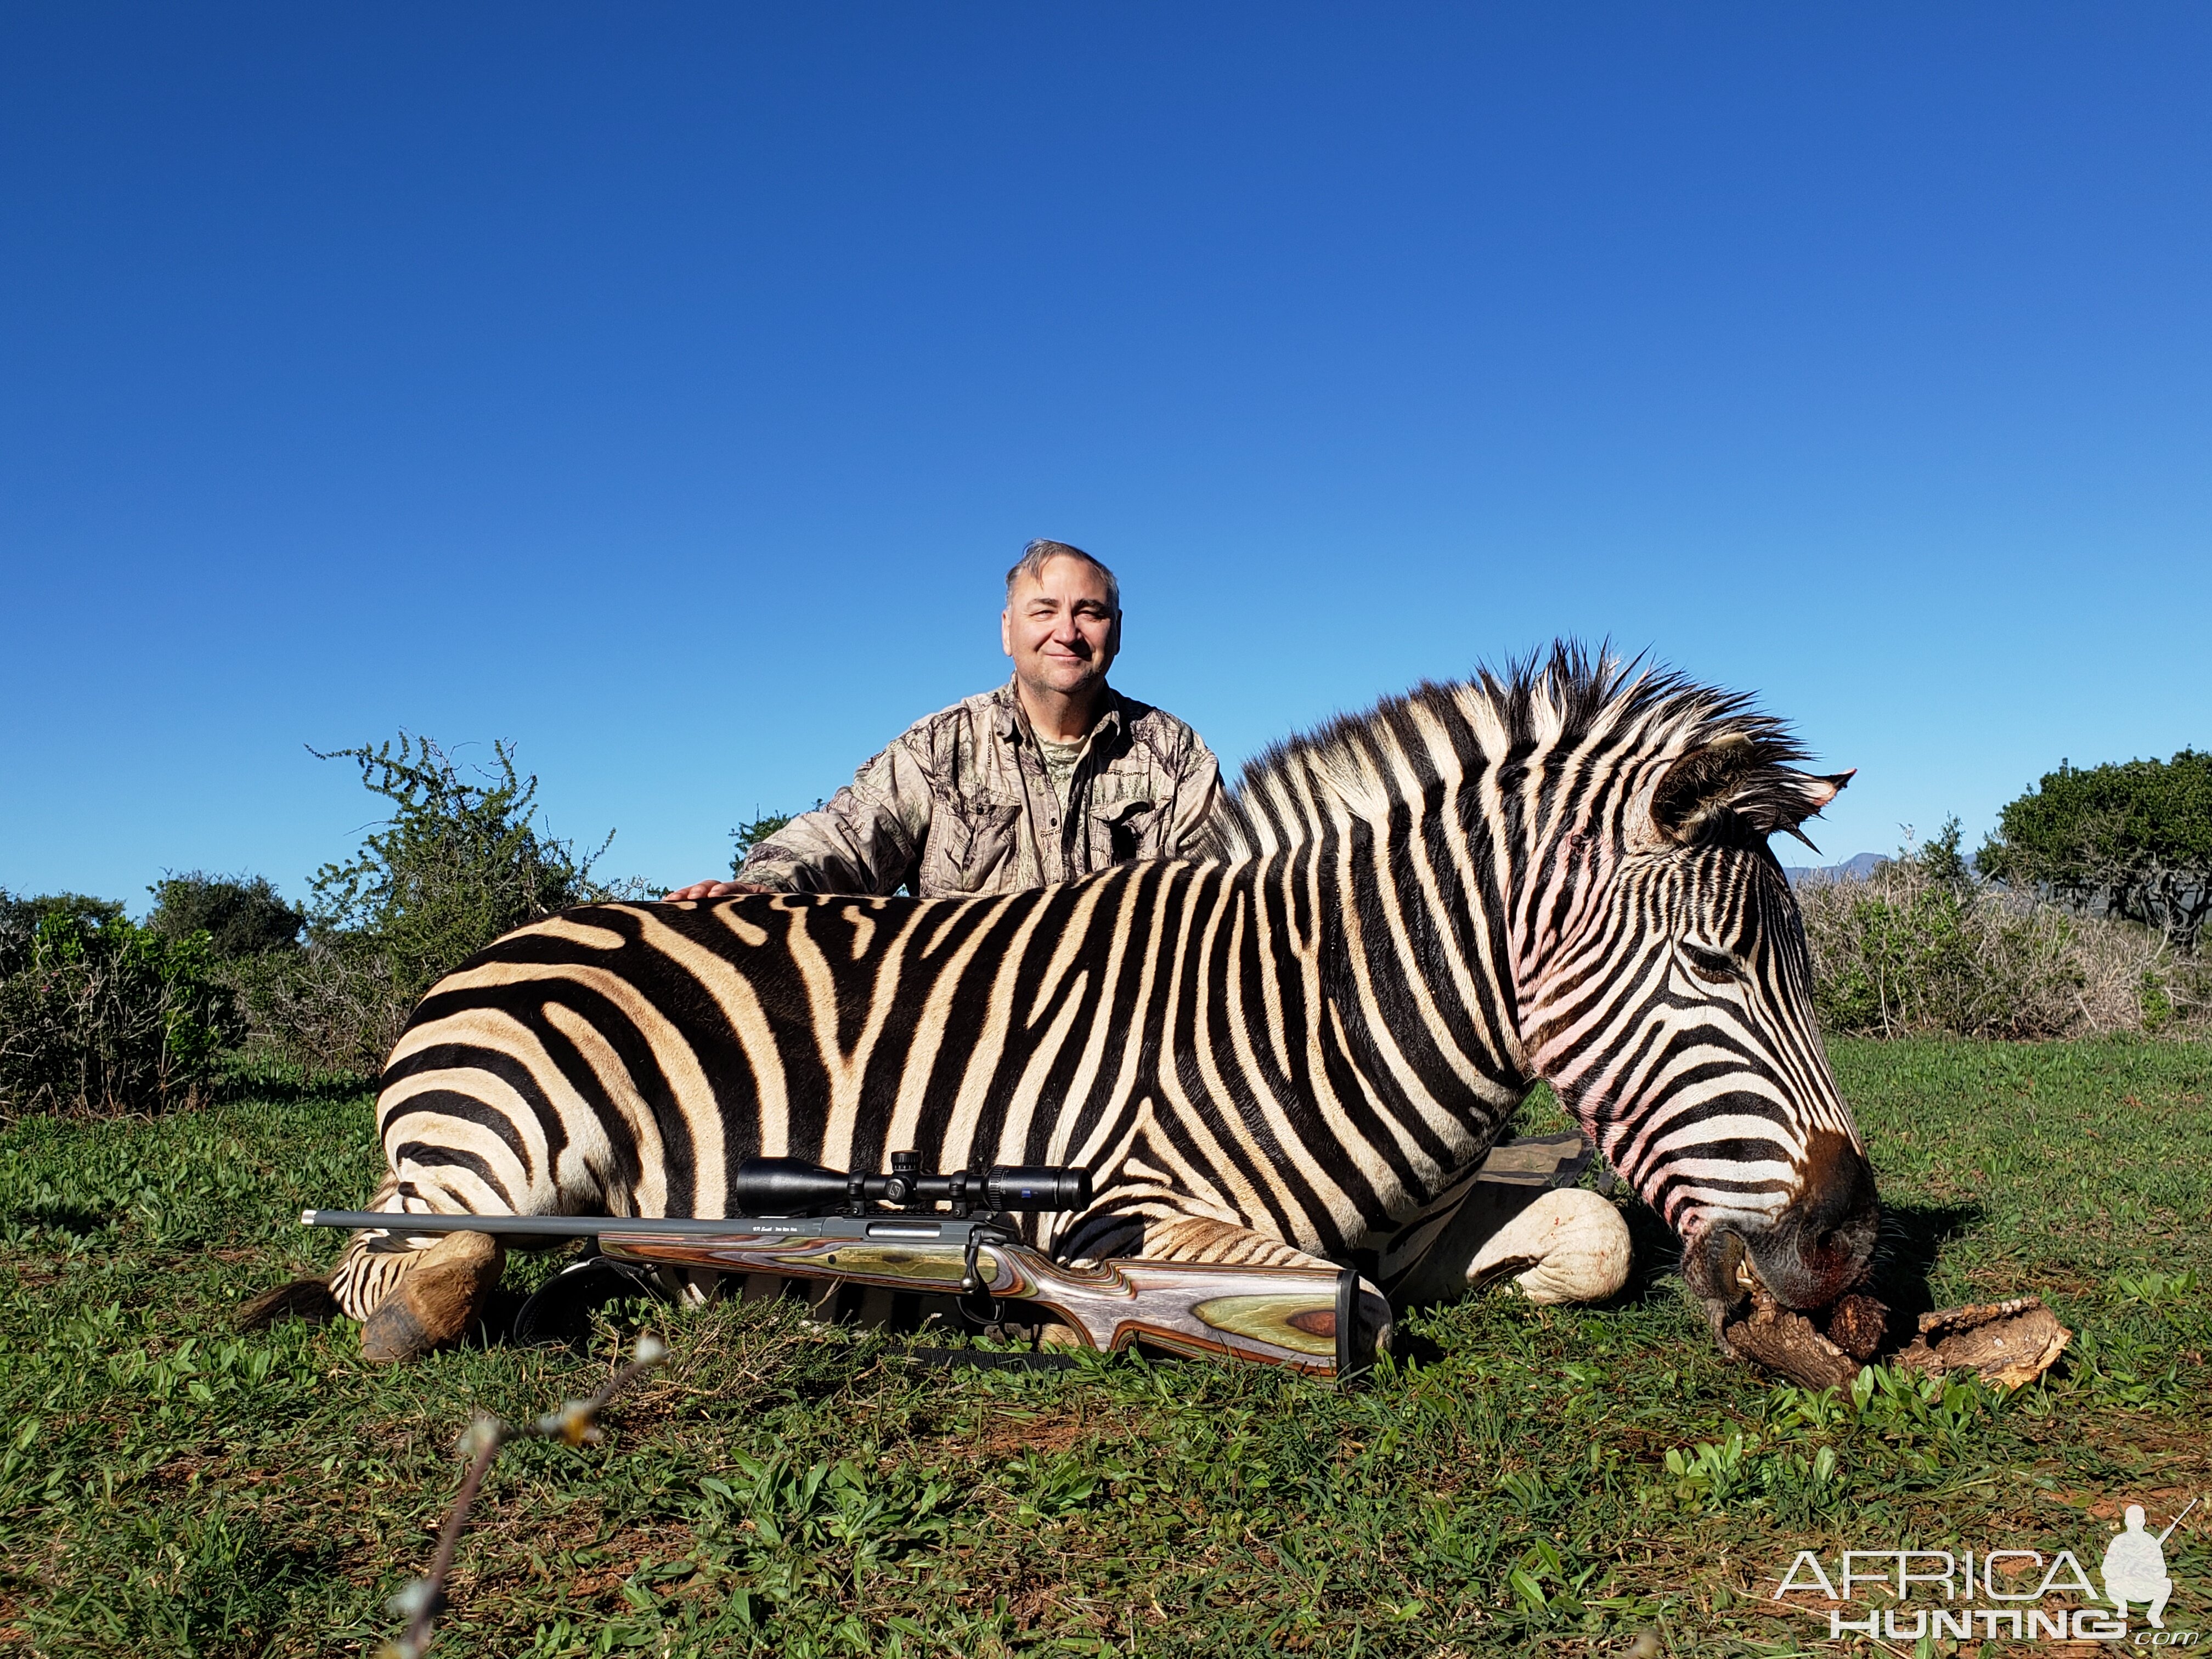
left=733, top=1153, right=1091, bottom=1218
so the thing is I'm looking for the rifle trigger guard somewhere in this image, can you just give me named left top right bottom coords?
left=959, top=1227, right=1005, bottom=1326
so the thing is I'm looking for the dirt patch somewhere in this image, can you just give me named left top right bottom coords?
left=971, top=1406, right=1093, bottom=1460
left=2076, top=1486, right=2198, bottom=1523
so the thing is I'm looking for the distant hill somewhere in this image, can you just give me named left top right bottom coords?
left=1782, top=852, right=1885, bottom=886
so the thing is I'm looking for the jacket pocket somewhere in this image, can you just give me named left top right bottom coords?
left=927, top=800, right=1024, bottom=894
left=1090, top=796, right=1163, bottom=867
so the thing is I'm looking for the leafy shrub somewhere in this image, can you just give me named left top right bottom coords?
left=1980, top=749, right=2212, bottom=951
left=224, top=936, right=408, bottom=1079
left=0, top=895, right=244, bottom=1117
left=1798, top=821, right=2197, bottom=1039
left=728, top=806, right=805, bottom=876
left=236, top=735, right=639, bottom=1074
left=146, top=872, right=304, bottom=958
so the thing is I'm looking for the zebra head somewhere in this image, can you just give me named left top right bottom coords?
left=1510, top=661, right=1878, bottom=1331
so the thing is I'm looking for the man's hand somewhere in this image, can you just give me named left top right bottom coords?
left=662, top=880, right=774, bottom=901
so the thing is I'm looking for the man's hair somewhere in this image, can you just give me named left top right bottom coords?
left=1005, top=539, right=1120, bottom=616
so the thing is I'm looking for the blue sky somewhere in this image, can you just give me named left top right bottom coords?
left=4, top=5, right=2207, bottom=907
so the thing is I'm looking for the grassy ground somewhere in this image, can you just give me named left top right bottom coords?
left=1, top=1037, right=2206, bottom=1657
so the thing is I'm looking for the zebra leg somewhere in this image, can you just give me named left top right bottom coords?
left=1126, top=1214, right=1347, bottom=1269
left=328, top=1180, right=512, bottom=1363
left=353, top=1229, right=507, bottom=1363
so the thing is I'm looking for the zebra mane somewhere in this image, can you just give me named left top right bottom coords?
left=1206, top=641, right=1813, bottom=858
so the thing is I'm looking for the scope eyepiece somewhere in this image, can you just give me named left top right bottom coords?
left=985, top=1165, right=1092, bottom=1211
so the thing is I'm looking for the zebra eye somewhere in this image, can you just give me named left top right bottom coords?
left=1680, top=942, right=1740, bottom=984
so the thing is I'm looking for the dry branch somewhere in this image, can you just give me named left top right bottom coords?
left=377, top=1334, right=669, bottom=1659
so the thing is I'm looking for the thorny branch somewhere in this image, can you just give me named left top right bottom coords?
left=377, top=1334, right=669, bottom=1659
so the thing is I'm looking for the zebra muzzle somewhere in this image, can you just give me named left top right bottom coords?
left=1688, top=1227, right=1766, bottom=1336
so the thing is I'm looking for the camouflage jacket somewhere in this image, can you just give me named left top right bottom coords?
left=736, top=680, right=1223, bottom=899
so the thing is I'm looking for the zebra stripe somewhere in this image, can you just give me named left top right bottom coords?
left=331, top=647, right=1877, bottom=1326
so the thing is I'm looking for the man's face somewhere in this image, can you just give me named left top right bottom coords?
left=1001, top=556, right=1120, bottom=701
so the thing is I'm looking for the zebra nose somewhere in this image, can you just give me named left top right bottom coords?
left=1750, top=1131, right=1879, bottom=1308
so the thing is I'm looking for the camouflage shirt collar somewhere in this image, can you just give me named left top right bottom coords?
left=992, top=678, right=1126, bottom=749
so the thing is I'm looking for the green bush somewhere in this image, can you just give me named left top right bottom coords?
left=224, top=935, right=408, bottom=1079
left=146, top=871, right=304, bottom=957
left=0, top=894, right=244, bottom=1117
left=236, top=734, right=639, bottom=1074
left=2, top=891, right=125, bottom=933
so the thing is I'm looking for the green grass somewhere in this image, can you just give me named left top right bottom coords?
left=2, top=1038, right=2207, bottom=1656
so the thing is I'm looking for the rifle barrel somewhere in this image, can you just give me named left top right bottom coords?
left=2156, top=1496, right=2198, bottom=1544
left=302, top=1209, right=774, bottom=1239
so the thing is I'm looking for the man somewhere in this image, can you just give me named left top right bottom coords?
left=667, top=540, right=1221, bottom=901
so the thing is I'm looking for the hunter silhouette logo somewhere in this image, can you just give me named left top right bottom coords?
left=2105, top=1500, right=2193, bottom=1628
left=1771, top=1495, right=2200, bottom=1645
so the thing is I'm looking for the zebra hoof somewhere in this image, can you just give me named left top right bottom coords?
left=360, top=1231, right=506, bottom=1363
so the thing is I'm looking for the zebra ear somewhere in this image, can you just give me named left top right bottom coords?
left=1651, top=738, right=1854, bottom=851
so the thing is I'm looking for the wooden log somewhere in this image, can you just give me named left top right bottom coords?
left=1892, top=1295, right=2070, bottom=1389
left=1723, top=1286, right=2069, bottom=1392
left=1722, top=1288, right=1859, bottom=1390
left=1825, top=1291, right=1889, bottom=1362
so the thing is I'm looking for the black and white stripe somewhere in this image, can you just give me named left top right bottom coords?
left=333, top=647, right=1877, bottom=1323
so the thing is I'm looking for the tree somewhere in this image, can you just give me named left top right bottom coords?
left=146, top=871, right=304, bottom=957
left=1979, top=749, right=2212, bottom=951
left=306, top=734, right=629, bottom=1005
left=727, top=805, right=809, bottom=876
left=212, top=735, right=647, bottom=1076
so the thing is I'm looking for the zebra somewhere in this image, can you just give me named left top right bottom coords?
left=325, top=646, right=1878, bottom=1363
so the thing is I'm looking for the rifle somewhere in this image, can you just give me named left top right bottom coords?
left=2156, top=1497, right=2198, bottom=1545
left=304, top=1153, right=1386, bottom=1379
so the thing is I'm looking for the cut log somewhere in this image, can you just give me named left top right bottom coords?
left=1825, top=1291, right=1888, bottom=1363
left=1893, top=1295, right=2070, bottom=1389
left=1724, top=1286, right=2071, bottom=1392
left=1722, top=1289, right=1859, bottom=1391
